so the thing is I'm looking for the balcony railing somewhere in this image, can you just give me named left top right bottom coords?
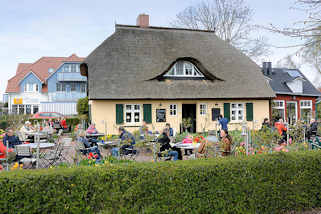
left=57, top=72, right=87, bottom=82
left=48, top=92, right=86, bottom=102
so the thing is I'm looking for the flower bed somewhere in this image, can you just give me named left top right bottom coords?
left=0, top=151, right=320, bottom=214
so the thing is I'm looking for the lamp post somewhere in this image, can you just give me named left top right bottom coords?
left=241, top=121, right=248, bottom=155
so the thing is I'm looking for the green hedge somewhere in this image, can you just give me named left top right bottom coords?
left=0, top=151, right=321, bottom=214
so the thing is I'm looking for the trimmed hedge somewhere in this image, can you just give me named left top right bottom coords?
left=0, top=151, right=321, bottom=214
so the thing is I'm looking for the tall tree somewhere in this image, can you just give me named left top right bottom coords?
left=171, top=0, right=270, bottom=60
left=264, top=0, right=321, bottom=75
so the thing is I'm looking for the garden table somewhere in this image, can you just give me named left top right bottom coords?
left=16, top=143, right=55, bottom=150
left=86, top=133, right=105, bottom=138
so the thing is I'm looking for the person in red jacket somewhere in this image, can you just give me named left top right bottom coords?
left=275, top=118, right=287, bottom=144
left=60, top=117, right=68, bottom=131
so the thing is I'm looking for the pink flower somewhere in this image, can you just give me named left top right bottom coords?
left=274, top=146, right=283, bottom=152
left=240, top=142, right=245, bottom=147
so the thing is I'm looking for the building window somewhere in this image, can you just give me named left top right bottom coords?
left=71, top=64, right=77, bottom=72
left=164, top=61, right=204, bottom=77
left=231, top=103, right=244, bottom=121
left=300, top=100, right=312, bottom=123
left=56, top=83, right=67, bottom=92
left=18, top=105, right=25, bottom=115
left=26, top=105, right=32, bottom=114
left=169, top=104, right=177, bottom=116
left=33, top=105, right=39, bottom=114
left=125, top=104, right=140, bottom=123
left=12, top=105, right=18, bottom=114
left=64, top=65, right=70, bottom=72
left=24, top=83, right=38, bottom=92
left=71, top=83, right=76, bottom=92
left=200, top=104, right=207, bottom=115
left=80, top=83, right=86, bottom=93
left=272, top=100, right=285, bottom=121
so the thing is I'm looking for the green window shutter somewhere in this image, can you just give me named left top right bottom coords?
left=224, top=103, right=230, bottom=121
left=116, top=104, right=124, bottom=124
left=246, top=103, right=253, bottom=121
left=143, top=104, right=152, bottom=124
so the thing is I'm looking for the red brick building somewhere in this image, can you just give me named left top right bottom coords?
left=262, top=62, right=321, bottom=124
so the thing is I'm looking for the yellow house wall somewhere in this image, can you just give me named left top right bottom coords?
left=90, top=99, right=270, bottom=135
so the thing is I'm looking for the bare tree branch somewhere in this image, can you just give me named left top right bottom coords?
left=171, top=0, right=270, bottom=60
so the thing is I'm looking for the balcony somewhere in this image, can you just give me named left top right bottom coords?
left=48, top=92, right=86, bottom=102
left=57, top=72, right=87, bottom=82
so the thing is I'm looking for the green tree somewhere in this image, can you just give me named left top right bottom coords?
left=77, top=97, right=89, bottom=116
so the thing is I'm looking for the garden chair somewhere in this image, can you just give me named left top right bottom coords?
left=40, top=142, right=65, bottom=168
left=16, top=146, right=36, bottom=168
left=119, top=145, right=139, bottom=161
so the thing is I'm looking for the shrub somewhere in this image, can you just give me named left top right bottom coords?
left=77, top=97, right=89, bottom=116
left=0, top=151, right=321, bottom=214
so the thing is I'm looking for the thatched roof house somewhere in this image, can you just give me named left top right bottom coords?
left=82, top=14, right=275, bottom=134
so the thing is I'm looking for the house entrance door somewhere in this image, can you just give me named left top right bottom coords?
left=286, top=102, right=297, bottom=125
left=182, top=104, right=196, bottom=133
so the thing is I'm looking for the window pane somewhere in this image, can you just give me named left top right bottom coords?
left=126, top=105, right=132, bottom=111
left=64, top=65, right=70, bottom=72
left=26, top=105, right=31, bottom=114
left=134, top=105, right=140, bottom=110
left=33, top=105, right=39, bottom=114
left=19, top=105, right=25, bottom=115
left=232, top=104, right=236, bottom=109
left=168, top=68, right=175, bottom=76
left=134, top=112, right=140, bottom=122
left=185, top=62, right=193, bottom=75
left=126, top=113, right=131, bottom=123
left=176, top=61, right=184, bottom=75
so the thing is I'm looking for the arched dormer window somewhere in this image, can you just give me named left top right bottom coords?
left=164, top=61, right=204, bottom=78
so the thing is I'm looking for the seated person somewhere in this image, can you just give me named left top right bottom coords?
left=43, top=122, right=54, bottom=135
left=139, top=121, right=152, bottom=139
left=275, top=119, right=287, bottom=144
left=165, top=123, right=174, bottom=137
left=196, top=139, right=207, bottom=158
left=261, top=118, right=271, bottom=129
left=78, top=131, right=101, bottom=159
left=86, top=124, right=98, bottom=134
left=3, top=129, right=22, bottom=149
left=60, top=117, right=68, bottom=131
left=112, top=127, right=136, bottom=157
left=220, top=130, right=233, bottom=157
left=20, top=121, right=35, bottom=142
left=307, top=118, right=318, bottom=140
left=0, top=140, right=15, bottom=160
left=157, top=128, right=180, bottom=161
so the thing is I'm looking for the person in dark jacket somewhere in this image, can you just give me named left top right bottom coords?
left=307, top=119, right=318, bottom=140
left=3, top=129, right=21, bottom=149
left=157, top=128, right=179, bottom=161
left=218, top=115, right=229, bottom=131
left=112, top=127, right=136, bottom=157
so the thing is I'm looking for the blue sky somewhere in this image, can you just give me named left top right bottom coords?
left=0, top=0, right=312, bottom=101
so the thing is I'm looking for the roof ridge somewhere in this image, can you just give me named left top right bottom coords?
left=115, top=24, right=216, bottom=33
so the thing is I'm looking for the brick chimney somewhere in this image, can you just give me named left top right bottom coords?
left=136, top=14, right=149, bottom=27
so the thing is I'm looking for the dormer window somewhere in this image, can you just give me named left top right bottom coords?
left=164, top=61, right=204, bottom=77
left=286, top=78, right=304, bottom=94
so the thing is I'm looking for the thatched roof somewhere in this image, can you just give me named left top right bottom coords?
left=85, top=25, right=275, bottom=100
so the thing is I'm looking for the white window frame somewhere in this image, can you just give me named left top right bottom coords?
left=24, top=83, right=38, bottom=92
left=300, top=100, right=312, bottom=109
left=164, top=61, right=204, bottom=77
left=273, top=100, right=285, bottom=120
left=169, top=104, right=177, bottom=116
left=125, top=104, right=141, bottom=124
left=231, top=103, right=244, bottom=122
left=64, top=65, right=70, bottom=72
left=200, top=103, right=207, bottom=115
left=300, top=100, right=312, bottom=122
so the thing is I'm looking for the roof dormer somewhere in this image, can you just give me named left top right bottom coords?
left=286, top=77, right=305, bottom=94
